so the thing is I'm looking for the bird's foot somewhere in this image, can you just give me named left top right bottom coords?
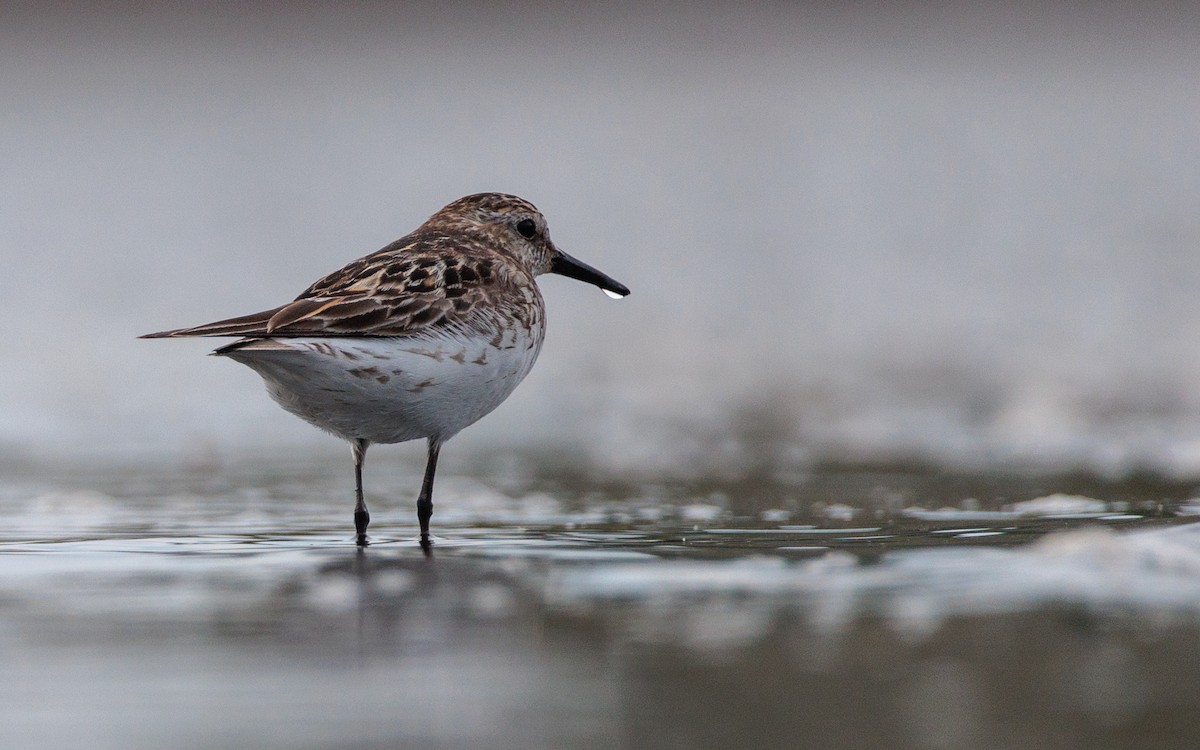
left=354, top=509, right=370, bottom=547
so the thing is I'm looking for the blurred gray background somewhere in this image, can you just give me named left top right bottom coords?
left=2, top=1, right=1199, bottom=478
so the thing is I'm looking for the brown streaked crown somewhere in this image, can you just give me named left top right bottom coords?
left=418, top=193, right=558, bottom=276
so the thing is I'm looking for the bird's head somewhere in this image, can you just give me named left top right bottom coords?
left=426, top=193, right=630, bottom=298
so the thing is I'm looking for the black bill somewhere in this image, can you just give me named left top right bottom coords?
left=550, top=250, right=631, bottom=298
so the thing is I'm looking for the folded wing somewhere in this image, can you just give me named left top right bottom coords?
left=141, top=237, right=505, bottom=340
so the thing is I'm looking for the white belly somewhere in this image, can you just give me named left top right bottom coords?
left=220, top=329, right=543, bottom=444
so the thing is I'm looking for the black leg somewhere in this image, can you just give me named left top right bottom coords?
left=417, top=438, right=441, bottom=557
left=352, top=439, right=370, bottom=546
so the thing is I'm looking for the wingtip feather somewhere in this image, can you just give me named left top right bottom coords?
left=138, top=307, right=287, bottom=340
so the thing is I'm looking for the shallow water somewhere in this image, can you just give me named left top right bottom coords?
left=4, top=459, right=1200, bottom=749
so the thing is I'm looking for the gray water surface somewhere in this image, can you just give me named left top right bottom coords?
left=4, top=459, right=1200, bottom=749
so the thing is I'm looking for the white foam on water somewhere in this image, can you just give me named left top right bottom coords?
left=1009, top=494, right=1109, bottom=517
left=542, top=522, right=1200, bottom=644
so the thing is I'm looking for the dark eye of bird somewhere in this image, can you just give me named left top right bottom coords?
left=515, top=219, right=537, bottom=239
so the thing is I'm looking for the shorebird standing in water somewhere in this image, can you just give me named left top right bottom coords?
left=143, top=193, right=629, bottom=552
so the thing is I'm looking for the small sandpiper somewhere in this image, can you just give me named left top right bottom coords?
left=143, top=193, right=629, bottom=552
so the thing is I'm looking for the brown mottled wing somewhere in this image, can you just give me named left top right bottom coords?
left=141, top=233, right=505, bottom=339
